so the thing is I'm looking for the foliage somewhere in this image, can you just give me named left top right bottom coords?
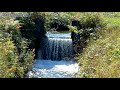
left=68, top=12, right=106, bottom=37
left=103, top=12, right=120, bottom=18
left=44, top=12, right=71, bottom=31
left=78, top=27, right=120, bottom=78
left=68, top=13, right=105, bottom=54
left=103, top=17, right=120, bottom=30
left=0, top=34, right=17, bottom=77
left=74, top=12, right=120, bottom=78
left=1, top=12, right=120, bottom=78
left=67, top=25, right=78, bottom=33
left=16, top=12, right=47, bottom=49
left=0, top=16, right=35, bottom=78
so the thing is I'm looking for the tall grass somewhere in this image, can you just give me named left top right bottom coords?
left=78, top=17, right=120, bottom=78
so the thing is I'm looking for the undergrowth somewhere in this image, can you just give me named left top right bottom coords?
left=78, top=28, right=120, bottom=78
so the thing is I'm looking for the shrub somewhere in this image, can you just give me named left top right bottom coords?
left=68, top=13, right=105, bottom=54
left=0, top=16, right=35, bottom=78
left=45, top=12, right=71, bottom=31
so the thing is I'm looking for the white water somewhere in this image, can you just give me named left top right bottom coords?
left=27, top=33, right=79, bottom=78
left=27, top=59, right=79, bottom=78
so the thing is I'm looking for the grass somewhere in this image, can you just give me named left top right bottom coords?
left=103, top=17, right=120, bottom=29
left=77, top=17, right=120, bottom=78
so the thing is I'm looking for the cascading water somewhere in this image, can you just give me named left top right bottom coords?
left=38, top=34, right=74, bottom=60
left=27, top=33, right=79, bottom=78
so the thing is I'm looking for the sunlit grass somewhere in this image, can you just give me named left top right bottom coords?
left=103, top=17, right=120, bottom=29
left=78, top=28, right=120, bottom=78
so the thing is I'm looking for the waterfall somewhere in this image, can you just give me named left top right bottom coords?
left=27, top=33, right=79, bottom=78
left=38, top=33, right=74, bottom=61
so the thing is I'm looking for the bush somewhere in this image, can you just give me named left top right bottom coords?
left=68, top=13, right=105, bottom=54
left=44, top=12, right=71, bottom=31
left=80, top=13, right=105, bottom=29
left=0, top=16, right=35, bottom=78
left=16, top=12, right=47, bottom=59
left=0, top=35, right=17, bottom=77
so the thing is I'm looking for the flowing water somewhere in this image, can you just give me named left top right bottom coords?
left=27, top=32, right=79, bottom=78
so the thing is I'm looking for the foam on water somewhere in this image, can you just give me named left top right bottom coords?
left=27, top=59, right=79, bottom=78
